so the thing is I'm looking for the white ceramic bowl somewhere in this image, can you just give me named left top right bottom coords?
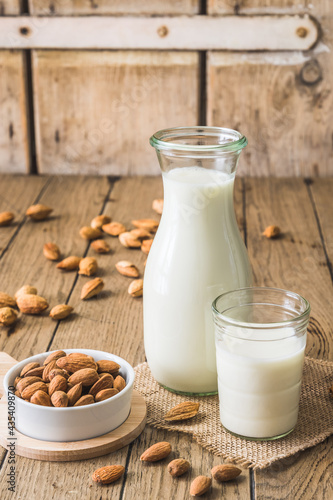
left=3, top=348, right=135, bottom=442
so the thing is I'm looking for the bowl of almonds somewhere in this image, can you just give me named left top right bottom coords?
left=3, top=349, right=135, bottom=442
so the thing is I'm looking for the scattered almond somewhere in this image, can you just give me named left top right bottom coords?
left=140, top=442, right=172, bottom=462
left=21, top=362, right=40, bottom=377
left=68, top=368, right=99, bottom=387
left=113, top=375, right=126, bottom=393
left=80, top=277, right=104, bottom=300
left=26, top=204, right=53, bottom=221
left=190, top=476, right=212, bottom=497
left=132, top=219, right=159, bottom=233
left=51, top=391, right=69, bottom=407
left=67, top=382, right=83, bottom=406
left=119, top=232, right=141, bottom=248
left=56, top=353, right=97, bottom=372
left=130, top=228, right=152, bottom=240
left=56, top=256, right=82, bottom=271
left=95, top=388, right=119, bottom=402
left=141, top=239, right=153, bottom=255
left=89, top=374, right=114, bottom=396
left=91, top=215, right=111, bottom=230
left=0, top=307, right=17, bottom=326
left=78, top=257, right=98, bottom=276
left=128, top=279, right=143, bottom=298
left=164, top=401, right=200, bottom=421
left=91, top=239, right=110, bottom=254
left=49, top=304, right=73, bottom=320
left=0, top=211, right=15, bottom=226
left=152, top=199, right=163, bottom=215
left=262, top=225, right=280, bottom=239
left=167, top=458, right=190, bottom=477
left=211, top=464, right=242, bottom=482
left=16, top=294, right=49, bottom=315
left=0, top=292, right=16, bottom=308
left=21, top=381, right=48, bottom=400
left=43, top=350, right=67, bottom=366
left=48, top=375, right=67, bottom=396
left=97, top=360, right=120, bottom=375
left=115, top=260, right=139, bottom=278
left=30, top=390, right=52, bottom=406
left=43, top=242, right=61, bottom=261
left=74, top=395, right=95, bottom=407
left=102, top=222, right=126, bottom=236
left=15, top=285, right=37, bottom=300
left=92, top=465, right=125, bottom=485
left=79, top=226, right=102, bottom=240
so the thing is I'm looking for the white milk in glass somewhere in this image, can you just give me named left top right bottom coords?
left=143, top=166, right=252, bottom=394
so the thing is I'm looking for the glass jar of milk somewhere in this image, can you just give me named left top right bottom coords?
left=144, top=127, right=252, bottom=395
left=212, top=287, right=310, bottom=439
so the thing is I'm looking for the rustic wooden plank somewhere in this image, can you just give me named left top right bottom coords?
left=0, top=15, right=318, bottom=50
left=0, top=1, right=20, bottom=15
left=32, top=51, right=199, bottom=175
left=0, top=51, right=29, bottom=174
left=208, top=0, right=312, bottom=14
left=29, top=0, right=199, bottom=15
left=309, top=179, right=333, bottom=269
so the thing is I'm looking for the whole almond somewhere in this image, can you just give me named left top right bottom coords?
left=164, top=402, right=200, bottom=421
left=92, top=465, right=125, bottom=485
left=79, top=226, right=102, bottom=240
left=81, top=278, right=104, bottom=300
left=89, top=373, right=114, bottom=396
left=130, top=228, right=152, bottom=240
left=211, top=464, right=242, bottom=482
left=21, top=381, right=48, bottom=400
left=17, top=376, right=43, bottom=394
left=67, top=382, right=83, bottom=406
left=24, top=366, right=45, bottom=378
left=42, top=360, right=57, bottom=382
left=132, top=219, right=159, bottom=233
left=43, top=350, right=67, bottom=366
left=68, top=368, right=99, bottom=387
left=102, top=222, right=126, bottom=236
left=95, top=388, right=119, bottom=402
left=20, top=362, right=40, bottom=377
left=0, top=307, right=18, bottom=326
left=140, top=442, right=172, bottom=462
left=115, top=261, right=139, bottom=278
left=14, top=376, right=22, bottom=388
left=0, top=292, right=16, bottom=308
left=78, top=257, right=98, bottom=276
left=113, top=375, right=126, bottom=393
left=15, top=285, right=37, bottom=300
left=26, top=204, right=53, bottom=221
left=43, top=242, right=61, bottom=261
left=49, top=375, right=67, bottom=396
left=31, top=390, right=52, bottom=407
left=56, top=256, right=82, bottom=271
left=49, top=304, right=73, bottom=320
left=91, top=239, right=110, bottom=254
left=15, top=390, right=22, bottom=399
left=190, top=476, right=212, bottom=497
left=141, top=239, right=153, bottom=255
left=128, top=279, right=143, bottom=298
left=51, top=391, right=69, bottom=407
left=262, top=225, right=280, bottom=239
left=74, top=395, right=94, bottom=407
left=119, top=232, right=141, bottom=248
left=0, top=211, right=15, bottom=226
left=17, top=294, right=48, bottom=315
left=152, top=199, right=163, bottom=215
left=56, top=353, right=97, bottom=372
left=97, top=360, right=120, bottom=375
left=49, top=368, right=69, bottom=381
left=167, top=458, right=190, bottom=477
left=91, top=215, right=111, bottom=230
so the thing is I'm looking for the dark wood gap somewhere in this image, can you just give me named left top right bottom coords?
left=23, top=50, right=38, bottom=175
left=198, top=51, right=207, bottom=126
left=242, top=177, right=248, bottom=248
left=119, top=441, right=134, bottom=500
left=20, top=0, right=29, bottom=14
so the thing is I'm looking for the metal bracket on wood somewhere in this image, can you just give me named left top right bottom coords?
left=0, top=15, right=319, bottom=51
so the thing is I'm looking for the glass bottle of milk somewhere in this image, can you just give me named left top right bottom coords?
left=144, top=127, right=252, bottom=395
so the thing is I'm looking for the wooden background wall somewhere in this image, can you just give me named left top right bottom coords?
left=0, top=0, right=332, bottom=176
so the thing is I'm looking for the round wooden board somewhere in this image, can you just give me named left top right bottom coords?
left=0, top=389, right=146, bottom=462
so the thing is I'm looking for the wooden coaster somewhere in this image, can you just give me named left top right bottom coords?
left=0, top=352, right=146, bottom=461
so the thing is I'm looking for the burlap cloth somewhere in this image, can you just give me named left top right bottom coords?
left=134, top=357, right=333, bottom=469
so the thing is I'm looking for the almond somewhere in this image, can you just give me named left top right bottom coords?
left=24, top=366, right=45, bottom=378
left=91, top=215, right=111, bottom=230
left=74, top=395, right=94, bottom=407
left=14, top=376, right=22, bottom=388
left=56, top=353, right=97, bottom=372
left=152, top=199, right=163, bottom=215
left=130, top=228, right=152, bottom=240
left=140, top=442, right=172, bottom=462
left=48, top=375, right=67, bottom=396
left=20, top=362, right=40, bottom=377
left=42, top=360, right=57, bottom=382
left=0, top=292, right=16, bottom=308
left=262, top=225, right=280, bottom=239
left=164, top=401, right=200, bottom=421
left=67, top=382, right=83, bottom=406
left=0, top=307, right=17, bottom=326
left=26, top=204, right=53, bottom=221
left=92, top=465, right=125, bottom=485
left=167, top=458, right=190, bottom=477
left=132, top=219, right=159, bottom=233
left=113, top=375, right=126, bottom=393
left=51, top=391, right=69, bottom=407
left=190, top=476, right=212, bottom=497
left=115, top=260, right=139, bottom=278
left=78, top=257, right=98, bottom=276
left=79, top=226, right=102, bottom=240
left=80, top=277, right=104, bottom=300
left=43, top=242, right=61, bottom=261
left=17, top=376, right=43, bottom=394
left=49, top=304, right=73, bottom=320
left=141, top=239, right=153, bottom=255
left=95, top=388, right=119, bottom=402
left=89, top=373, right=114, bottom=396
left=97, top=360, right=120, bottom=375
left=211, top=464, right=242, bottom=482
left=68, top=368, right=99, bottom=387
left=119, top=232, right=141, bottom=248
left=43, top=350, right=67, bottom=366
left=49, top=368, right=69, bottom=381
left=30, top=390, right=52, bottom=407
left=17, top=294, right=49, bottom=315
left=128, top=279, right=143, bottom=298
left=21, top=381, right=48, bottom=400
left=91, top=239, right=110, bottom=254
left=56, top=256, right=82, bottom=271
left=15, top=285, right=37, bottom=300
left=102, top=222, right=126, bottom=236
left=0, top=211, right=15, bottom=226
left=15, top=390, right=22, bottom=399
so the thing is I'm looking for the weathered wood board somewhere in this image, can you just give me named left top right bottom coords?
left=0, top=1, right=20, bottom=15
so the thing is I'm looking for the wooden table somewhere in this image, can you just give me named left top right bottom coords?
left=0, top=175, right=332, bottom=499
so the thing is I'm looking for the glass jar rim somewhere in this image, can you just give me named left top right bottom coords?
left=149, top=126, right=248, bottom=153
left=212, top=286, right=311, bottom=331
